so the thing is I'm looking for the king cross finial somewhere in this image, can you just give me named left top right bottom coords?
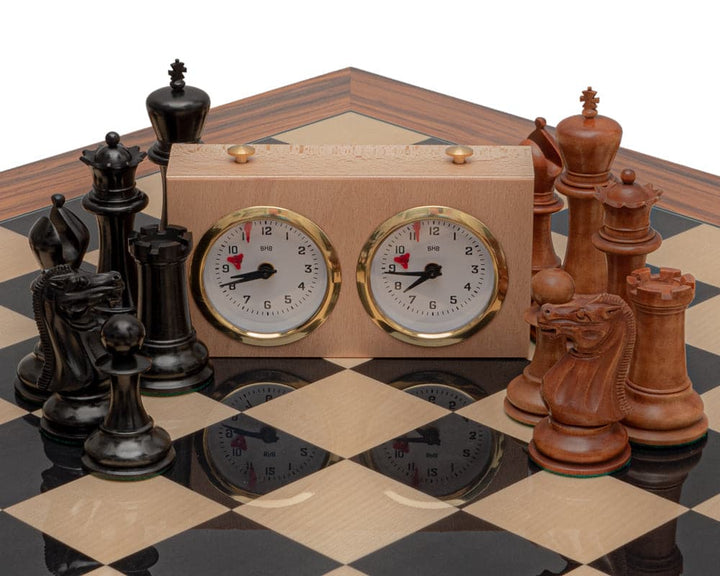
left=580, top=87, right=599, bottom=119
left=169, top=59, right=187, bottom=92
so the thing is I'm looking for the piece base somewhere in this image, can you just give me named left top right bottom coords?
left=503, top=397, right=545, bottom=426
left=528, top=440, right=631, bottom=477
left=140, top=364, right=214, bottom=396
left=625, top=415, right=709, bottom=447
left=81, top=447, right=176, bottom=481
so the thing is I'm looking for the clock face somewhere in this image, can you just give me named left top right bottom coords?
left=357, top=206, right=507, bottom=346
left=364, top=382, right=502, bottom=503
left=203, top=381, right=332, bottom=498
left=191, top=206, right=341, bottom=345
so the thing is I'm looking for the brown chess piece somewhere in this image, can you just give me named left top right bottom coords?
left=593, top=169, right=663, bottom=303
left=520, top=117, right=564, bottom=275
left=623, top=268, right=708, bottom=446
left=529, top=293, right=634, bottom=476
left=556, top=87, right=622, bottom=294
left=504, top=268, right=574, bottom=425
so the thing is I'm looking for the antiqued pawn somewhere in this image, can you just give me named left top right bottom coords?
left=623, top=268, right=708, bottom=446
left=593, top=169, right=662, bottom=303
left=82, top=314, right=175, bottom=480
left=555, top=87, right=622, bottom=294
left=519, top=117, right=564, bottom=275
left=529, top=293, right=634, bottom=476
left=504, top=268, right=574, bottom=425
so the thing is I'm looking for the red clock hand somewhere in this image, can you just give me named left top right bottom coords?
left=227, top=253, right=244, bottom=270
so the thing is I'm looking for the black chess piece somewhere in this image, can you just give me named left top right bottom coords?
left=146, top=58, right=210, bottom=229
left=81, top=132, right=149, bottom=314
left=126, top=59, right=213, bottom=395
left=38, top=266, right=124, bottom=442
left=82, top=314, right=175, bottom=479
left=16, top=194, right=90, bottom=405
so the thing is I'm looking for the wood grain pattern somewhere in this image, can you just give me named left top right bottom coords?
left=1, top=68, right=718, bottom=225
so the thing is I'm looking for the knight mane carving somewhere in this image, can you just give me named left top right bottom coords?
left=538, top=293, right=636, bottom=426
left=33, top=265, right=123, bottom=392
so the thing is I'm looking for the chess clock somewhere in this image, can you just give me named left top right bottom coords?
left=356, top=206, right=507, bottom=346
left=190, top=206, right=341, bottom=345
left=361, top=372, right=503, bottom=504
left=167, top=144, right=533, bottom=357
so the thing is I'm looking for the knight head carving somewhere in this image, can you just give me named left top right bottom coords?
left=538, top=293, right=630, bottom=352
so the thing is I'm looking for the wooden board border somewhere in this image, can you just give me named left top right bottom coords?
left=2, top=68, right=718, bottom=225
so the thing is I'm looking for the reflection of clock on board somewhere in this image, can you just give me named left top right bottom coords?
left=361, top=372, right=503, bottom=505
left=201, top=370, right=336, bottom=500
left=167, top=144, right=533, bottom=357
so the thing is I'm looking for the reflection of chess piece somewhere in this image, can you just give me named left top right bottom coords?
left=129, top=60, right=213, bottom=395
left=504, top=269, right=574, bottom=425
left=520, top=117, right=564, bottom=275
left=621, top=438, right=706, bottom=575
left=81, top=132, right=149, bottom=314
left=529, top=293, right=634, bottom=476
left=623, top=268, right=708, bottom=445
left=16, top=194, right=90, bottom=405
left=593, top=169, right=663, bottom=303
left=556, top=87, right=622, bottom=294
left=82, top=314, right=175, bottom=479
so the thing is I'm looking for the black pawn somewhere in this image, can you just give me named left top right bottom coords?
left=130, top=225, right=213, bottom=394
left=82, top=314, right=175, bottom=480
left=81, top=132, right=149, bottom=314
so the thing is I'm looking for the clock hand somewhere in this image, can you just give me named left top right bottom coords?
left=219, top=263, right=277, bottom=287
left=222, top=423, right=279, bottom=443
left=403, top=263, right=442, bottom=293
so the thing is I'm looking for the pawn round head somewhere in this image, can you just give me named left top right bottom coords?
left=532, top=268, right=575, bottom=306
left=101, top=314, right=145, bottom=355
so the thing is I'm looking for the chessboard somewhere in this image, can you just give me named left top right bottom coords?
left=1, top=69, right=720, bottom=575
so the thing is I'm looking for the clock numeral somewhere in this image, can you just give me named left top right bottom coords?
left=427, top=467, right=438, bottom=477
left=304, top=264, right=313, bottom=273
left=463, top=449, right=472, bottom=457
left=298, top=282, right=305, bottom=290
left=429, top=300, right=437, bottom=310
left=463, top=283, right=471, bottom=291
left=450, top=295, right=457, bottom=305
left=300, top=447, right=308, bottom=457
left=468, top=431, right=478, bottom=440
left=395, top=281, right=402, bottom=290
left=265, top=466, right=276, bottom=477
left=261, top=225, right=272, bottom=236
left=388, top=264, right=396, bottom=273
left=394, top=450, right=406, bottom=458
left=222, top=264, right=230, bottom=273
left=264, top=300, right=272, bottom=309
left=428, top=226, right=440, bottom=236
left=395, top=245, right=406, bottom=254
left=465, top=246, right=473, bottom=255
left=284, top=295, right=292, bottom=304
left=408, top=295, right=416, bottom=304
left=229, top=245, right=239, bottom=255
left=232, top=447, right=242, bottom=457
left=298, top=245, right=306, bottom=255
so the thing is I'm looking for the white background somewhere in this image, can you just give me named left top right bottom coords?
left=2, top=1, right=717, bottom=177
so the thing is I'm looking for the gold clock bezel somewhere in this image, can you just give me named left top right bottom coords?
left=190, top=206, right=341, bottom=346
left=356, top=206, right=508, bottom=347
